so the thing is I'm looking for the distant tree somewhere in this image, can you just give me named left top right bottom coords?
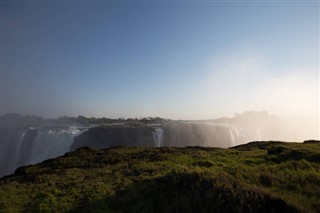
left=58, top=116, right=75, bottom=124
left=101, top=117, right=112, bottom=124
left=76, top=115, right=88, bottom=124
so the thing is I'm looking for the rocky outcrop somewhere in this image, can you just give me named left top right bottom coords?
left=162, top=123, right=235, bottom=147
left=70, top=123, right=237, bottom=151
left=70, top=126, right=155, bottom=151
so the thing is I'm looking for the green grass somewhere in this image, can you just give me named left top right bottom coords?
left=0, top=141, right=319, bottom=212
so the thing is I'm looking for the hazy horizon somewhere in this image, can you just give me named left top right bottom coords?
left=1, top=1, right=319, bottom=120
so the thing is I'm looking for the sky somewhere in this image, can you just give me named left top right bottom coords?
left=1, top=1, right=319, bottom=119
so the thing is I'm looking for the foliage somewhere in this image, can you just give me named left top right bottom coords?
left=1, top=113, right=168, bottom=128
left=0, top=141, right=319, bottom=212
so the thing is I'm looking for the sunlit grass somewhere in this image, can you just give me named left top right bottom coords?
left=0, top=141, right=319, bottom=212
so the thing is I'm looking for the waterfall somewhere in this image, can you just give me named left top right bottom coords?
left=229, top=129, right=236, bottom=146
left=0, top=126, right=88, bottom=177
left=227, top=126, right=249, bottom=146
left=152, top=128, right=164, bottom=147
left=0, top=129, right=27, bottom=176
left=12, top=132, right=26, bottom=168
left=28, top=127, right=86, bottom=164
left=229, top=126, right=241, bottom=146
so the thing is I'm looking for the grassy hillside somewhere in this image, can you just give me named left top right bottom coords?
left=0, top=141, right=319, bottom=213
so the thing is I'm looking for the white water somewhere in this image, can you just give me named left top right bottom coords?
left=2, top=117, right=317, bottom=178
left=228, top=126, right=248, bottom=146
left=229, top=129, right=236, bottom=146
left=152, top=128, right=164, bottom=147
left=29, top=127, right=86, bottom=164
left=0, top=126, right=88, bottom=177
left=1, top=130, right=27, bottom=173
left=13, top=132, right=26, bottom=167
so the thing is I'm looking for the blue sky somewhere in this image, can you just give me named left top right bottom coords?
left=1, top=1, right=319, bottom=119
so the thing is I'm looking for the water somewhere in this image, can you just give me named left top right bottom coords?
left=152, top=128, right=164, bottom=147
left=2, top=117, right=316, bottom=178
left=0, top=129, right=27, bottom=176
left=0, top=126, right=88, bottom=177
left=29, top=127, right=85, bottom=164
left=228, top=126, right=248, bottom=146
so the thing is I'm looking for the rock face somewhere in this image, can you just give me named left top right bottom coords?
left=70, top=126, right=155, bottom=151
left=2, top=110, right=319, bottom=179
left=1, top=123, right=240, bottom=177
left=162, top=123, right=236, bottom=147
left=70, top=123, right=238, bottom=151
left=3, top=113, right=318, bottom=178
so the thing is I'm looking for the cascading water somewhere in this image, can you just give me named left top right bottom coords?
left=229, top=129, right=236, bottom=146
left=11, top=132, right=26, bottom=169
left=152, top=128, right=164, bottom=147
left=0, top=126, right=88, bottom=177
left=3, top=115, right=312, bottom=178
left=29, top=127, right=85, bottom=164
left=0, top=129, right=27, bottom=176
left=228, top=126, right=248, bottom=146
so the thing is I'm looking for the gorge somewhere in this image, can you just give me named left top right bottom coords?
left=1, top=112, right=319, bottom=178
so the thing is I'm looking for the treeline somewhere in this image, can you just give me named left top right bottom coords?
left=0, top=113, right=167, bottom=128
left=57, top=115, right=166, bottom=125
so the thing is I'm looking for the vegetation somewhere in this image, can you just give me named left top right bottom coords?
left=1, top=113, right=168, bottom=128
left=0, top=141, right=319, bottom=212
left=1, top=111, right=277, bottom=128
